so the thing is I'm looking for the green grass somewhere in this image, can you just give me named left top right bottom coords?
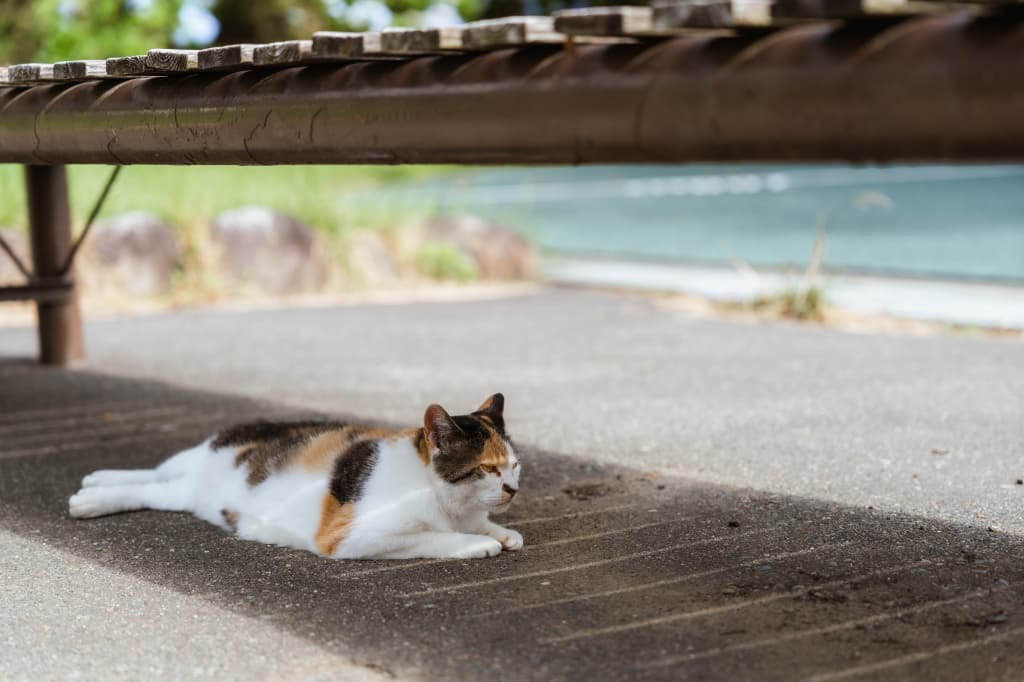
left=0, top=164, right=449, bottom=234
left=414, top=241, right=479, bottom=282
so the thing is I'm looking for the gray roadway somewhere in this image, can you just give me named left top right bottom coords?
left=1, top=287, right=1023, bottom=680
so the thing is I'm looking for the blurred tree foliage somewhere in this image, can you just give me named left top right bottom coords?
left=212, top=0, right=329, bottom=45
left=0, top=0, right=182, bottom=63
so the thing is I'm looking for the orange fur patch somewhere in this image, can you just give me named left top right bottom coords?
left=297, top=427, right=394, bottom=473
left=480, top=431, right=509, bottom=468
left=298, top=430, right=355, bottom=472
left=315, top=494, right=356, bottom=557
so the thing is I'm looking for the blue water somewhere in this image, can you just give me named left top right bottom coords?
left=347, top=164, right=1024, bottom=283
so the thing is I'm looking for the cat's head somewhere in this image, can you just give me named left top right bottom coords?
left=423, top=393, right=520, bottom=512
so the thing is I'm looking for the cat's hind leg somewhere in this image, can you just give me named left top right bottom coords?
left=69, top=480, right=191, bottom=519
left=81, top=438, right=213, bottom=488
left=81, top=469, right=162, bottom=488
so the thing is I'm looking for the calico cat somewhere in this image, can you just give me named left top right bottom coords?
left=68, top=394, right=523, bottom=559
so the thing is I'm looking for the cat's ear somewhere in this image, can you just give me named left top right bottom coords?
left=474, top=393, right=504, bottom=427
left=424, top=404, right=460, bottom=451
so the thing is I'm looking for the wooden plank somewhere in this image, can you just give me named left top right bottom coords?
left=252, top=40, right=327, bottom=66
left=652, top=1, right=775, bottom=29
left=0, top=282, right=73, bottom=303
left=652, top=0, right=970, bottom=29
left=461, top=16, right=566, bottom=49
left=198, top=44, right=257, bottom=71
left=771, top=0, right=972, bottom=18
left=312, top=31, right=426, bottom=59
left=52, top=60, right=118, bottom=81
left=379, top=27, right=465, bottom=53
left=312, top=31, right=384, bottom=58
left=553, top=6, right=657, bottom=36
left=8, top=63, right=56, bottom=85
left=106, top=55, right=148, bottom=77
left=145, top=48, right=199, bottom=72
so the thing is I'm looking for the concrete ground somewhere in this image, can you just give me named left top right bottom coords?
left=2, top=287, right=1023, bottom=680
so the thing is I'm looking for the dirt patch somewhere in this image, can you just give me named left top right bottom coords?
left=562, top=482, right=612, bottom=501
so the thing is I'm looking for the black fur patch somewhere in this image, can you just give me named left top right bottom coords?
left=221, top=508, right=239, bottom=530
left=213, top=419, right=353, bottom=486
left=211, top=419, right=348, bottom=448
left=329, top=439, right=379, bottom=504
left=433, top=415, right=494, bottom=484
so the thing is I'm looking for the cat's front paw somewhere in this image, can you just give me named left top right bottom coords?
left=490, top=527, right=523, bottom=551
left=454, top=536, right=503, bottom=559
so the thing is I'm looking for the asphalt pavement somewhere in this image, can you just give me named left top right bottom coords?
left=1, top=287, right=1022, bottom=680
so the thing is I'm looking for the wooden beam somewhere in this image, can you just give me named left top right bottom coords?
left=25, top=165, right=84, bottom=365
left=0, top=281, right=73, bottom=303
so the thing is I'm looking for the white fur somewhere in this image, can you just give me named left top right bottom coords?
left=69, top=436, right=523, bottom=560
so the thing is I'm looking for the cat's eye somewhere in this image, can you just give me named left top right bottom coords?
left=479, top=464, right=498, bottom=474
left=512, top=462, right=519, bottom=469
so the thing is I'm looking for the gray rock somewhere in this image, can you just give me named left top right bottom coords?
left=85, top=212, right=180, bottom=296
left=420, top=214, right=536, bottom=280
left=210, top=207, right=328, bottom=295
left=345, top=230, right=400, bottom=288
left=0, top=228, right=30, bottom=285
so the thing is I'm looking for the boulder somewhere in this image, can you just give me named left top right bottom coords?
left=345, top=230, right=400, bottom=288
left=209, top=207, right=329, bottom=295
left=83, top=212, right=180, bottom=296
left=0, top=228, right=30, bottom=285
left=418, top=215, right=537, bottom=281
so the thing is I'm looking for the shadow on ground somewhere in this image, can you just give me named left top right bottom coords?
left=2, top=359, right=1023, bottom=681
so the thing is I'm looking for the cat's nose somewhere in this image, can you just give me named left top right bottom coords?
left=502, top=483, right=518, bottom=497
